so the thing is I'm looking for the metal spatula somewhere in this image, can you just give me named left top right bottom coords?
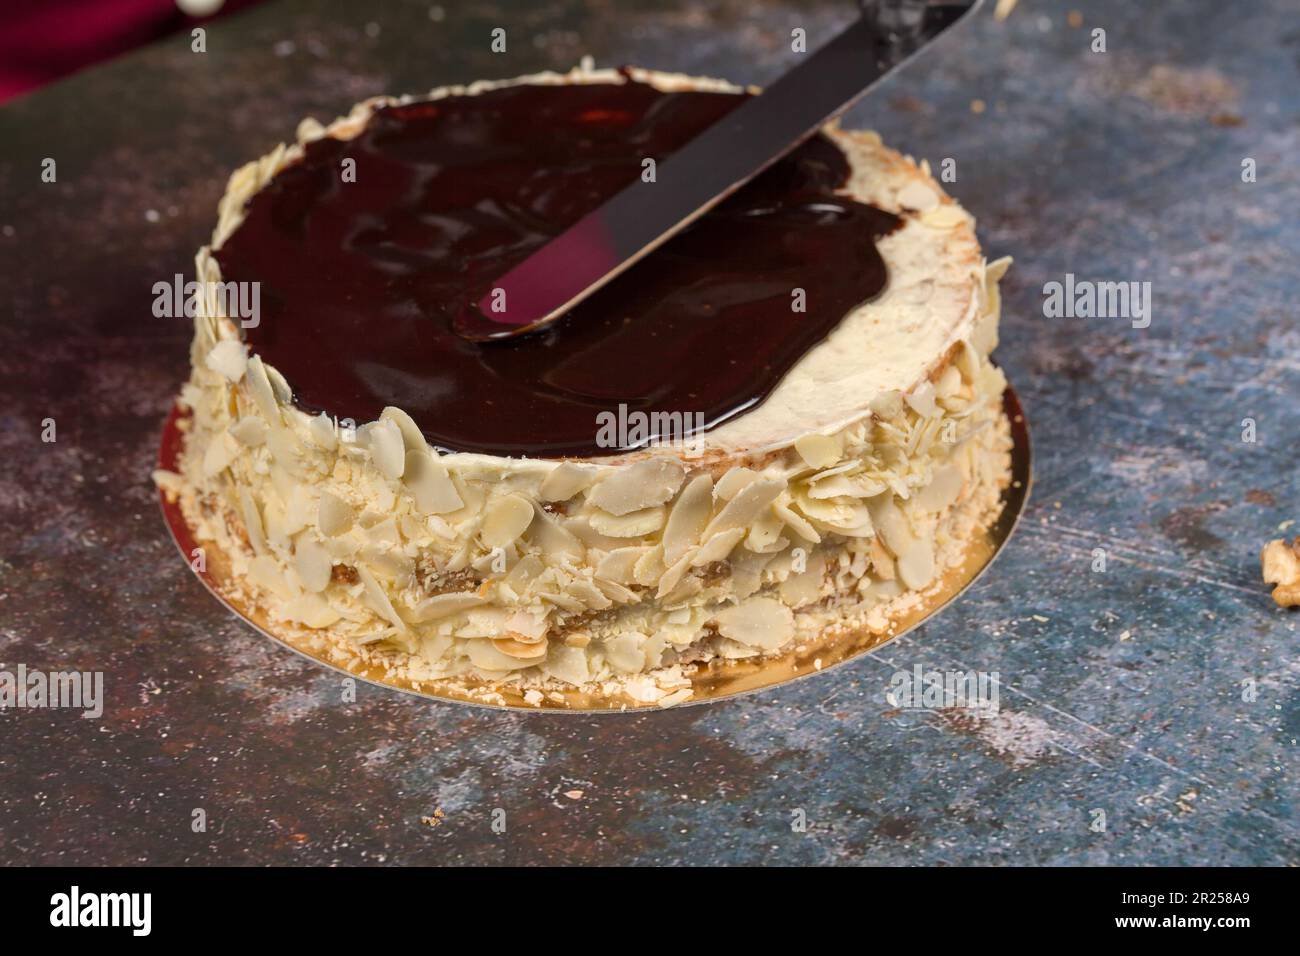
left=454, top=0, right=984, bottom=341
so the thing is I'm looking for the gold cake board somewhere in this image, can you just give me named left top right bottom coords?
left=157, top=387, right=1030, bottom=712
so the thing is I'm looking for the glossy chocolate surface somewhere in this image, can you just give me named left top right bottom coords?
left=217, top=80, right=900, bottom=457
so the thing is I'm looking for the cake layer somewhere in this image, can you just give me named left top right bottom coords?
left=157, top=67, right=1014, bottom=706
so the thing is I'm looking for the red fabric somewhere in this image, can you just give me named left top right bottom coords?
left=0, top=0, right=263, bottom=103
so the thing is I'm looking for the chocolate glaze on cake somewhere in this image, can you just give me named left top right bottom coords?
left=216, top=79, right=900, bottom=457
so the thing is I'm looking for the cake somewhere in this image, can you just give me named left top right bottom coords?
left=154, top=65, right=1014, bottom=707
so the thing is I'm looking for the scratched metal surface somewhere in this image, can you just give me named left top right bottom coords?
left=0, top=0, right=1296, bottom=865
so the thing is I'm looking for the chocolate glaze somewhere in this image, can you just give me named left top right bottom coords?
left=217, top=80, right=900, bottom=458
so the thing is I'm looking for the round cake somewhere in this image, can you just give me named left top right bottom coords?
left=155, top=66, right=1013, bottom=707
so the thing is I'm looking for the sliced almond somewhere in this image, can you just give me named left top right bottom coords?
left=807, top=471, right=887, bottom=500
left=561, top=515, right=634, bottom=552
left=531, top=507, right=585, bottom=560
left=794, top=432, right=842, bottom=469
left=305, top=412, right=337, bottom=451
left=866, top=493, right=912, bottom=555
left=915, top=463, right=964, bottom=513
left=773, top=499, right=821, bottom=544
left=956, top=338, right=981, bottom=384
left=404, top=449, right=463, bottom=514
left=265, top=362, right=293, bottom=404
left=566, top=578, right=612, bottom=611
left=407, top=591, right=485, bottom=623
left=795, top=494, right=874, bottom=536
left=714, top=597, right=794, bottom=650
left=729, top=550, right=775, bottom=600
left=317, top=490, right=354, bottom=537
left=935, top=365, right=963, bottom=399
left=587, top=458, right=685, bottom=516
left=243, top=355, right=281, bottom=425
left=539, top=462, right=598, bottom=502
left=282, top=593, right=342, bottom=629
left=904, top=382, right=939, bottom=418
left=492, top=635, right=548, bottom=660
left=692, top=526, right=745, bottom=565
left=440, top=476, right=484, bottom=526
left=356, top=563, right=406, bottom=631
left=202, top=431, right=239, bottom=477
left=596, top=546, right=650, bottom=585
left=714, top=466, right=760, bottom=502
left=293, top=536, right=333, bottom=592
left=869, top=536, right=896, bottom=580
left=481, top=493, right=534, bottom=548
left=467, top=639, right=538, bottom=672
left=896, top=531, right=936, bottom=590
left=632, top=544, right=666, bottom=587
left=363, top=547, right=412, bottom=581
left=656, top=551, right=695, bottom=598
left=365, top=516, right=400, bottom=548
left=869, top=389, right=904, bottom=420
left=779, top=551, right=826, bottom=607
left=657, top=570, right=703, bottom=607
left=543, top=644, right=590, bottom=685
left=504, top=609, right=547, bottom=641
left=239, top=488, right=267, bottom=555
left=229, top=416, right=269, bottom=447
left=380, top=405, right=428, bottom=456
left=503, top=554, right=543, bottom=591
left=745, top=512, right=788, bottom=554
left=700, top=477, right=785, bottom=541
left=602, top=633, right=646, bottom=673
left=247, top=554, right=295, bottom=601
left=283, top=485, right=314, bottom=536
left=589, top=505, right=666, bottom=538
left=593, top=577, right=638, bottom=604
left=536, top=589, right=584, bottom=613
left=263, top=420, right=304, bottom=475
left=205, top=339, right=248, bottom=381
left=365, top=417, right=406, bottom=479
left=662, top=473, right=713, bottom=565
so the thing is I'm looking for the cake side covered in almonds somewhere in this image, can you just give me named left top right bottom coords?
left=154, top=67, right=1014, bottom=707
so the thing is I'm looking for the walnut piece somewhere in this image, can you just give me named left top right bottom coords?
left=1261, top=536, right=1300, bottom=607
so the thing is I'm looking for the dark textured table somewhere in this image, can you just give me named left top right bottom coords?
left=1, top=0, right=1296, bottom=866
